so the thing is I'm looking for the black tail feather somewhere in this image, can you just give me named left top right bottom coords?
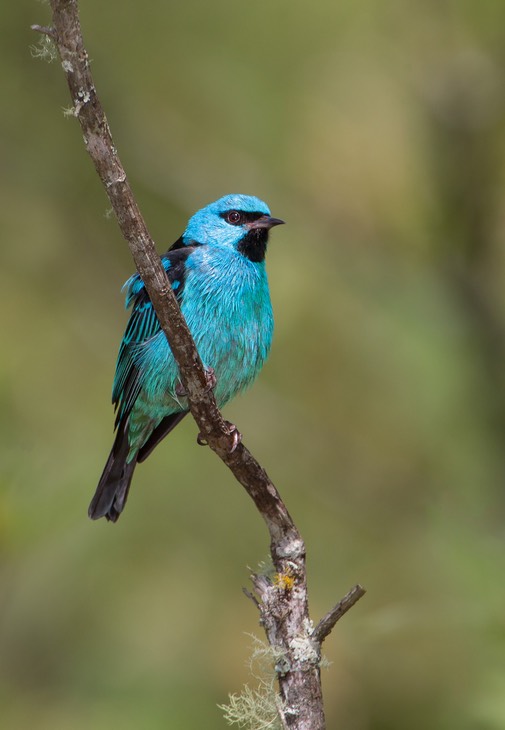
left=89, top=411, right=187, bottom=522
left=88, top=422, right=137, bottom=522
left=137, top=411, right=188, bottom=463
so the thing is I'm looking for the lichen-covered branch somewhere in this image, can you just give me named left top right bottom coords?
left=34, top=3, right=365, bottom=727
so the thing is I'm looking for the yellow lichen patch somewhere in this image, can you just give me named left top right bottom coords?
left=273, top=571, right=295, bottom=591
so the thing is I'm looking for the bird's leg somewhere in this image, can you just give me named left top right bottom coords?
left=197, top=420, right=242, bottom=453
left=175, top=366, right=216, bottom=398
left=175, top=365, right=241, bottom=452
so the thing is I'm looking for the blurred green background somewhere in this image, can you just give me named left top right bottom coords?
left=2, top=1, right=505, bottom=728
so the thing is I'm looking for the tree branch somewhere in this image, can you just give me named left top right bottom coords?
left=312, top=584, right=366, bottom=645
left=34, top=3, right=365, bottom=727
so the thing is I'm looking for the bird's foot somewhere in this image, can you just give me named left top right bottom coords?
left=175, top=367, right=216, bottom=398
left=223, top=420, right=242, bottom=452
left=175, top=380, right=186, bottom=398
left=197, top=420, right=242, bottom=453
left=203, top=366, right=217, bottom=392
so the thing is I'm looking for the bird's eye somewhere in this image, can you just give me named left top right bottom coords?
left=226, top=210, right=242, bottom=225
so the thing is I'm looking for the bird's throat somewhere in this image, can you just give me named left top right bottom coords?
left=237, top=228, right=268, bottom=263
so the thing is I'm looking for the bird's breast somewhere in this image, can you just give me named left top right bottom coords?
left=181, top=251, right=273, bottom=405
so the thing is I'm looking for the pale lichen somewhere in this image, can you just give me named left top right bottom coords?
left=30, top=35, right=57, bottom=63
left=62, top=105, right=77, bottom=118
left=303, top=617, right=314, bottom=636
left=288, top=634, right=319, bottom=665
left=72, top=88, right=91, bottom=115
left=220, top=684, right=282, bottom=730
left=218, top=636, right=285, bottom=730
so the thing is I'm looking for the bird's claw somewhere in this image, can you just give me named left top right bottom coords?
left=175, top=367, right=217, bottom=399
left=196, top=420, right=242, bottom=452
left=175, top=380, right=186, bottom=398
left=204, top=366, right=217, bottom=392
left=197, top=432, right=208, bottom=446
left=223, top=421, right=242, bottom=452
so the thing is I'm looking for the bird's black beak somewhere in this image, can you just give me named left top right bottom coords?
left=247, top=215, right=285, bottom=230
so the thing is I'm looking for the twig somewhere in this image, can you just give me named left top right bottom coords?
left=33, top=4, right=365, bottom=727
left=313, top=585, right=366, bottom=645
left=243, top=587, right=261, bottom=610
left=30, top=24, right=56, bottom=38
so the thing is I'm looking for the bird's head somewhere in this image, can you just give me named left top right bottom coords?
left=182, top=194, right=284, bottom=263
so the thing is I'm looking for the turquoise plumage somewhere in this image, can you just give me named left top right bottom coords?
left=89, top=194, right=284, bottom=522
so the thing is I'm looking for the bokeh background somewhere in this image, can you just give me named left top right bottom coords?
left=2, top=1, right=505, bottom=728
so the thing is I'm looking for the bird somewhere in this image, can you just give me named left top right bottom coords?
left=88, top=193, right=284, bottom=522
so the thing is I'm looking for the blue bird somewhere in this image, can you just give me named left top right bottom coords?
left=89, top=194, right=284, bottom=522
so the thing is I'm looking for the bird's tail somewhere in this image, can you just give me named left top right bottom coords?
left=88, top=421, right=137, bottom=522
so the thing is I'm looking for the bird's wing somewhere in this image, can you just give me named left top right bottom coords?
left=112, top=244, right=197, bottom=427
